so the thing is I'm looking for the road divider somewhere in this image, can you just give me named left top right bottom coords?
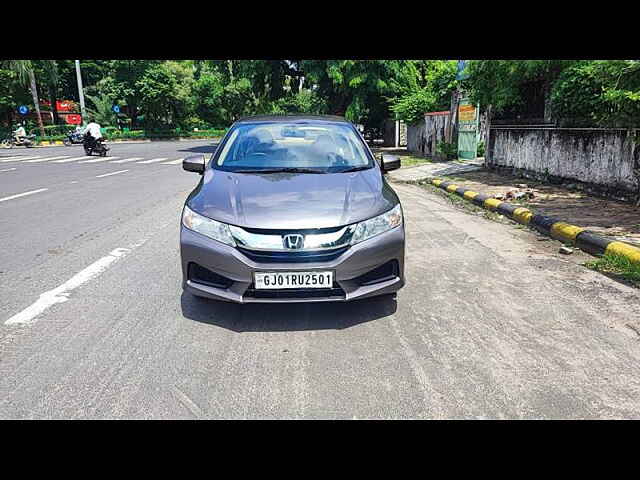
left=419, top=177, right=640, bottom=265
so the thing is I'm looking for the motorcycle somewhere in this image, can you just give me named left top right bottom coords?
left=83, top=133, right=110, bottom=157
left=1, top=133, right=36, bottom=148
left=63, top=129, right=85, bottom=146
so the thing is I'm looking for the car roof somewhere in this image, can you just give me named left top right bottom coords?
left=235, top=114, right=349, bottom=124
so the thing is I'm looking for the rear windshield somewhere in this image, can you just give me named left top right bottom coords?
left=213, top=122, right=373, bottom=173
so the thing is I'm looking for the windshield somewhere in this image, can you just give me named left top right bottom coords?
left=213, top=122, right=374, bottom=173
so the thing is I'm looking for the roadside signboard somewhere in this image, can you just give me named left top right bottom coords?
left=457, top=98, right=479, bottom=159
left=65, top=114, right=82, bottom=125
left=112, top=105, right=120, bottom=113
left=18, top=105, right=29, bottom=115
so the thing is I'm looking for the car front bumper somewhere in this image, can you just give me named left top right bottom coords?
left=180, top=224, right=405, bottom=303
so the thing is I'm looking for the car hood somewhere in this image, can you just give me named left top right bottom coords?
left=187, top=168, right=398, bottom=229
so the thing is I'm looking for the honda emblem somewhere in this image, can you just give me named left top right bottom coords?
left=283, top=234, right=304, bottom=249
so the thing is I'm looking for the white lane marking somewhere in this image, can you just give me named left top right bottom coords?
left=0, top=188, right=48, bottom=203
left=110, top=157, right=143, bottom=164
left=51, top=156, right=93, bottom=163
left=0, top=167, right=17, bottom=173
left=137, top=157, right=168, bottom=164
left=161, top=158, right=184, bottom=165
left=79, top=157, right=119, bottom=163
left=0, top=156, right=42, bottom=163
left=23, top=156, right=70, bottom=163
left=95, top=169, right=128, bottom=178
left=5, top=247, right=133, bottom=325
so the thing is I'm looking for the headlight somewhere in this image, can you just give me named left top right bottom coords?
left=351, top=204, right=402, bottom=245
left=182, top=205, right=236, bottom=247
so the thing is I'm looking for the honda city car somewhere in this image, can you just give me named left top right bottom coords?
left=180, top=115, right=405, bottom=303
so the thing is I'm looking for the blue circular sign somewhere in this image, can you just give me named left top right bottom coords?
left=112, top=105, right=120, bottom=113
left=18, top=105, right=29, bottom=115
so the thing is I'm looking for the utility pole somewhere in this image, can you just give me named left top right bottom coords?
left=75, top=60, right=87, bottom=126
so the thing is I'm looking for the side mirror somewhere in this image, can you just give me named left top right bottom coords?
left=381, top=154, right=401, bottom=173
left=183, top=154, right=205, bottom=174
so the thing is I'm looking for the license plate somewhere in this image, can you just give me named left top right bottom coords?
left=254, top=271, right=333, bottom=290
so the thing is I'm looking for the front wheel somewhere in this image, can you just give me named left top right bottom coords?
left=100, top=150, right=107, bottom=157
left=84, top=147, right=91, bottom=155
left=2, top=139, right=13, bottom=149
left=63, top=137, right=72, bottom=146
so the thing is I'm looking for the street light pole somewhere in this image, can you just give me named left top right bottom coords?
left=75, top=60, right=87, bottom=126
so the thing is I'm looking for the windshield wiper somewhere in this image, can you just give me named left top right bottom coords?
left=336, top=166, right=372, bottom=173
left=232, top=168, right=325, bottom=174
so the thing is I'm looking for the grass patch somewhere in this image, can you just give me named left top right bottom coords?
left=417, top=181, right=510, bottom=224
left=400, top=155, right=433, bottom=168
left=584, top=253, right=640, bottom=287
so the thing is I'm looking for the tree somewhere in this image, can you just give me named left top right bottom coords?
left=550, top=60, right=640, bottom=126
left=136, top=61, right=195, bottom=128
left=36, top=60, right=61, bottom=125
left=4, top=60, right=46, bottom=137
left=462, top=60, right=576, bottom=122
left=85, top=93, right=118, bottom=126
left=94, top=60, right=161, bottom=128
left=388, top=60, right=458, bottom=124
left=298, top=60, right=434, bottom=129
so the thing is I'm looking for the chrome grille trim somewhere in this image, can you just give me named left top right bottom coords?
left=229, top=224, right=355, bottom=252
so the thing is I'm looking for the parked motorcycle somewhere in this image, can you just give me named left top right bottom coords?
left=83, top=133, right=110, bottom=157
left=1, top=133, right=36, bottom=148
left=63, top=129, right=85, bottom=146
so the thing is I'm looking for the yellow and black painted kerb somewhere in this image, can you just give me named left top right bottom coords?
left=427, top=177, right=640, bottom=265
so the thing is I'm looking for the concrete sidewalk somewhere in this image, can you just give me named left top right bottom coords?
left=388, top=157, right=484, bottom=182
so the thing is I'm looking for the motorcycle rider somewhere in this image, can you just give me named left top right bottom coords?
left=82, top=118, right=103, bottom=150
left=13, top=123, right=27, bottom=143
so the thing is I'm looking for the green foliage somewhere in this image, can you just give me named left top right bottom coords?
left=550, top=61, right=640, bottom=126
left=86, top=93, right=118, bottom=126
left=390, top=88, right=437, bottom=125
left=585, top=252, right=640, bottom=287
left=269, top=90, right=327, bottom=115
left=3, top=59, right=637, bottom=134
left=477, top=140, right=485, bottom=157
left=43, top=124, right=77, bottom=135
left=389, top=61, right=457, bottom=124
left=136, top=61, right=195, bottom=128
left=436, top=141, right=458, bottom=160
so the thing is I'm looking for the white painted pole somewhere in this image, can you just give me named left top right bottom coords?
left=75, top=60, right=87, bottom=126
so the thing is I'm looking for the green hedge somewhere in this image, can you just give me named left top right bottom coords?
left=33, top=128, right=226, bottom=143
left=42, top=125, right=77, bottom=136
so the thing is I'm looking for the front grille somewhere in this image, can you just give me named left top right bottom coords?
left=244, top=282, right=346, bottom=300
left=188, top=263, right=233, bottom=289
left=237, top=246, right=349, bottom=263
left=353, top=260, right=399, bottom=286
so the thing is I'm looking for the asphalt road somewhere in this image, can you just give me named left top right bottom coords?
left=1, top=140, right=640, bottom=419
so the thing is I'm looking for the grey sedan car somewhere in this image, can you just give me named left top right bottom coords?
left=180, top=115, right=405, bottom=303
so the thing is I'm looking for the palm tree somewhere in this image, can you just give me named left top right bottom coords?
left=4, top=60, right=46, bottom=137
left=40, top=60, right=60, bottom=125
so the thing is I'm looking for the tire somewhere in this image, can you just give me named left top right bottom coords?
left=84, top=147, right=91, bottom=155
left=1, top=139, right=13, bottom=149
left=63, top=138, right=71, bottom=146
left=100, top=150, right=106, bottom=157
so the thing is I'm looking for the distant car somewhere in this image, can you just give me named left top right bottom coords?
left=180, top=115, right=405, bottom=303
